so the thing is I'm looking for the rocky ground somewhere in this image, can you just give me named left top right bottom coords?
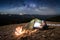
left=0, top=22, right=60, bottom=40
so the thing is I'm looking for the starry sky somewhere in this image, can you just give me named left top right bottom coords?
left=0, top=0, right=60, bottom=15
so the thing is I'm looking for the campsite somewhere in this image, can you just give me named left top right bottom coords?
left=0, top=0, right=60, bottom=40
left=0, top=14, right=60, bottom=40
left=0, top=21, right=60, bottom=40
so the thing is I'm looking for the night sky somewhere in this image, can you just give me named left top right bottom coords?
left=0, top=0, right=60, bottom=15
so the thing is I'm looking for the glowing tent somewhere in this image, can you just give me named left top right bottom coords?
left=26, top=18, right=45, bottom=29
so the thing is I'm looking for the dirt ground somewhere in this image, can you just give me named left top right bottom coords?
left=0, top=22, right=60, bottom=40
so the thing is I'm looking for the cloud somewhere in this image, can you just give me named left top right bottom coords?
left=4, top=6, right=56, bottom=15
left=1, top=5, right=59, bottom=15
left=34, top=7, right=56, bottom=15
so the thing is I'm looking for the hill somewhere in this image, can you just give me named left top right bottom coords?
left=46, top=15, right=60, bottom=22
left=0, top=22, right=60, bottom=40
left=0, top=14, right=57, bottom=26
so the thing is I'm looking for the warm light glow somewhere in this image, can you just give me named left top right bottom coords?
left=15, top=26, right=25, bottom=36
left=15, top=26, right=38, bottom=36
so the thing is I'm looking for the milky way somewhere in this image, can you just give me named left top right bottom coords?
left=0, top=0, right=60, bottom=15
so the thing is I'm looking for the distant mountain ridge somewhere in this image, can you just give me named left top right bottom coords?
left=46, top=16, right=60, bottom=22
left=0, top=14, right=59, bottom=26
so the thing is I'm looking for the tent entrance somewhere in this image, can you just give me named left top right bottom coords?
left=34, top=22, right=41, bottom=28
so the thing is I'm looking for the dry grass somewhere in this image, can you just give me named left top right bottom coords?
left=0, top=22, right=60, bottom=40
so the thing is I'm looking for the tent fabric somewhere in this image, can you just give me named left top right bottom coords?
left=34, top=22, right=41, bottom=28
left=26, top=18, right=42, bottom=29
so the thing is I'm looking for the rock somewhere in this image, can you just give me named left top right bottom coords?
left=42, top=35, right=46, bottom=38
left=0, top=36, right=1, bottom=38
left=51, top=33, right=54, bottom=37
